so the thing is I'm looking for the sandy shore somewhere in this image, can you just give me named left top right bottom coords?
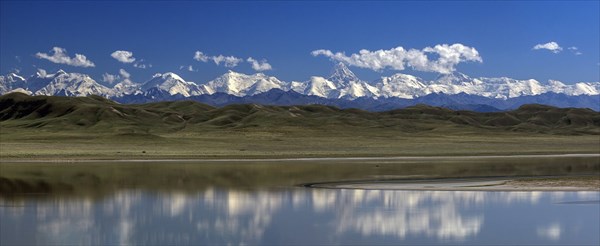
left=308, top=176, right=600, bottom=191
left=2, top=153, right=599, bottom=163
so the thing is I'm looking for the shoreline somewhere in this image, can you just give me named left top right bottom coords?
left=2, top=153, right=599, bottom=163
left=307, top=176, right=600, bottom=191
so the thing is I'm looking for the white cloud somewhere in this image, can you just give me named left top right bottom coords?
left=212, top=55, right=243, bottom=68
left=311, top=43, right=482, bottom=74
left=129, top=58, right=151, bottom=69
left=102, top=73, right=120, bottom=84
left=35, top=47, right=95, bottom=67
left=247, top=57, right=273, bottom=71
left=194, top=50, right=272, bottom=70
left=133, top=62, right=151, bottom=69
left=119, top=69, right=134, bottom=85
left=102, top=69, right=130, bottom=85
left=193, top=51, right=209, bottom=62
left=119, top=69, right=130, bottom=78
left=110, top=50, right=150, bottom=68
left=533, top=42, right=562, bottom=53
left=568, top=47, right=582, bottom=55
left=193, top=50, right=243, bottom=68
left=179, top=65, right=197, bottom=72
left=111, top=50, right=136, bottom=63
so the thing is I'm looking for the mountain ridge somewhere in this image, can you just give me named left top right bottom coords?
left=1, top=64, right=599, bottom=112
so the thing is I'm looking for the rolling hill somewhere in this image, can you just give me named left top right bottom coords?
left=2, top=93, right=600, bottom=159
left=1, top=92, right=599, bottom=135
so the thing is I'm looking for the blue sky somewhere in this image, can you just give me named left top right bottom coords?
left=1, top=1, right=598, bottom=84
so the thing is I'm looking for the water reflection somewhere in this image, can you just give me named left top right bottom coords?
left=1, top=189, right=598, bottom=245
left=334, top=190, right=484, bottom=240
left=537, top=223, right=561, bottom=241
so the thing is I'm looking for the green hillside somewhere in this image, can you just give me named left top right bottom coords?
left=1, top=93, right=599, bottom=159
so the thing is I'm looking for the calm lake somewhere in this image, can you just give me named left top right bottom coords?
left=1, top=156, right=599, bottom=245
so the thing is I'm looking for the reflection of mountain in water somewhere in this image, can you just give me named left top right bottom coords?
left=0, top=190, right=598, bottom=245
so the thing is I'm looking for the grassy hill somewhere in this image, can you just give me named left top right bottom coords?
left=1, top=92, right=599, bottom=159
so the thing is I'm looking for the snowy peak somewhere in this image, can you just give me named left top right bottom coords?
left=0, top=73, right=28, bottom=94
left=142, top=72, right=203, bottom=97
left=204, top=71, right=285, bottom=97
left=33, top=71, right=112, bottom=97
left=55, top=69, right=67, bottom=76
left=7, top=73, right=25, bottom=81
left=162, top=72, right=185, bottom=81
left=435, top=72, right=476, bottom=85
left=291, top=76, right=339, bottom=98
left=112, top=78, right=141, bottom=97
left=1, top=69, right=599, bottom=101
left=321, top=62, right=381, bottom=99
left=328, top=62, right=359, bottom=86
left=375, top=73, right=427, bottom=99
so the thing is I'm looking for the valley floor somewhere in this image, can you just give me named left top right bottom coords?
left=1, top=129, right=599, bottom=160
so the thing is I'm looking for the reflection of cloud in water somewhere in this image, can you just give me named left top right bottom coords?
left=0, top=189, right=597, bottom=245
left=537, top=223, right=561, bottom=241
left=196, top=189, right=283, bottom=242
left=334, top=190, right=484, bottom=240
left=36, top=198, right=96, bottom=244
left=312, top=189, right=337, bottom=212
left=494, top=191, right=542, bottom=204
left=161, top=192, right=188, bottom=217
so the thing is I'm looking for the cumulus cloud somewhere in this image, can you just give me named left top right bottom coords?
left=35, top=47, right=95, bottom=67
left=111, top=50, right=136, bottom=63
left=119, top=68, right=130, bottom=78
left=110, top=50, right=150, bottom=68
left=212, top=55, right=243, bottom=68
left=533, top=42, right=562, bottom=53
left=193, top=50, right=243, bottom=68
left=247, top=57, right=273, bottom=71
left=179, top=65, right=197, bottom=72
left=101, top=69, right=131, bottom=85
left=102, top=73, right=120, bottom=84
left=194, top=50, right=272, bottom=70
left=193, top=51, right=209, bottom=62
left=568, top=46, right=582, bottom=55
left=133, top=61, right=152, bottom=69
left=311, top=43, right=482, bottom=74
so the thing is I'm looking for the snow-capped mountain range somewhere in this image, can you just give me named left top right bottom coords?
left=1, top=62, right=599, bottom=104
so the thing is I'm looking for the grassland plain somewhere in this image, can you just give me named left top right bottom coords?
left=0, top=92, right=599, bottom=159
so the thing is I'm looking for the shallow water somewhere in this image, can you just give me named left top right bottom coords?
left=1, top=157, right=599, bottom=245
left=1, top=189, right=599, bottom=245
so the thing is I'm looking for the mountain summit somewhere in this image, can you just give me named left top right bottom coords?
left=328, top=62, right=360, bottom=86
left=1, top=64, right=599, bottom=106
left=141, top=72, right=206, bottom=97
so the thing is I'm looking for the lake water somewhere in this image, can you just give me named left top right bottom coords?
left=1, top=157, right=599, bottom=245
